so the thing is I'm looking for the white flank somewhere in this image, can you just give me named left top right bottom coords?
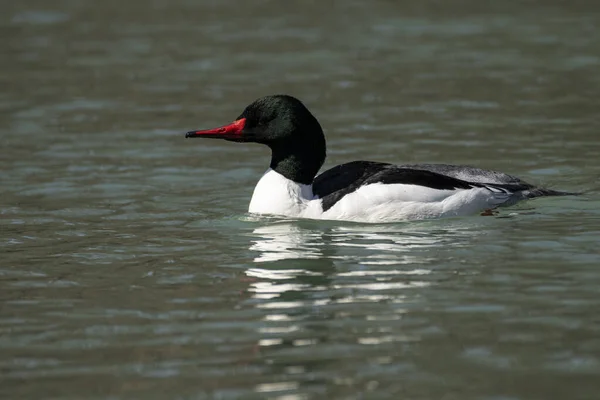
left=322, top=183, right=510, bottom=223
left=248, top=169, right=513, bottom=223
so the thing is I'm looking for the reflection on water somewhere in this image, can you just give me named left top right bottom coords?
left=249, top=220, right=476, bottom=264
left=243, top=222, right=487, bottom=398
left=246, top=221, right=484, bottom=312
left=249, top=223, right=325, bottom=263
left=246, top=223, right=460, bottom=372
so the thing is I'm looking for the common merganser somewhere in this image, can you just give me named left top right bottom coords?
left=185, top=95, right=575, bottom=223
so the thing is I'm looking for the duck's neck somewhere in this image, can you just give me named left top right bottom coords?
left=248, top=169, right=314, bottom=216
left=250, top=127, right=326, bottom=216
left=268, top=136, right=326, bottom=185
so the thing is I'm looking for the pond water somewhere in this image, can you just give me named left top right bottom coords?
left=1, top=1, right=599, bottom=399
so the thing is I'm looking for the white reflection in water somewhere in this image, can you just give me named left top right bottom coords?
left=249, top=223, right=323, bottom=263
left=249, top=221, right=470, bottom=265
left=247, top=222, right=453, bottom=306
left=254, top=381, right=299, bottom=393
left=246, top=268, right=322, bottom=279
left=245, top=221, right=478, bottom=356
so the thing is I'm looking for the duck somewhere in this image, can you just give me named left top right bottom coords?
left=185, top=95, right=575, bottom=223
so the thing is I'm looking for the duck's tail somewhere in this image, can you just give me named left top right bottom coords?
left=487, top=184, right=581, bottom=208
left=523, top=188, right=581, bottom=199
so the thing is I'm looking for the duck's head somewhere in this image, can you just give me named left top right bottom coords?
left=186, top=95, right=326, bottom=184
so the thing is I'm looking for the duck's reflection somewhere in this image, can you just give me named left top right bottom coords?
left=247, top=222, right=336, bottom=303
left=243, top=220, right=478, bottom=396
left=249, top=223, right=325, bottom=263
left=243, top=220, right=480, bottom=309
left=248, top=220, right=468, bottom=265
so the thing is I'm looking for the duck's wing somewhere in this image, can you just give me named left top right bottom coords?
left=396, top=163, right=529, bottom=185
left=313, top=161, right=531, bottom=212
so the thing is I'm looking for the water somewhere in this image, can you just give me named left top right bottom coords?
left=1, top=1, right=600, bottom=399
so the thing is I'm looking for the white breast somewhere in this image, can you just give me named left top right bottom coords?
left=248, top=169, right=322, bottom=218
